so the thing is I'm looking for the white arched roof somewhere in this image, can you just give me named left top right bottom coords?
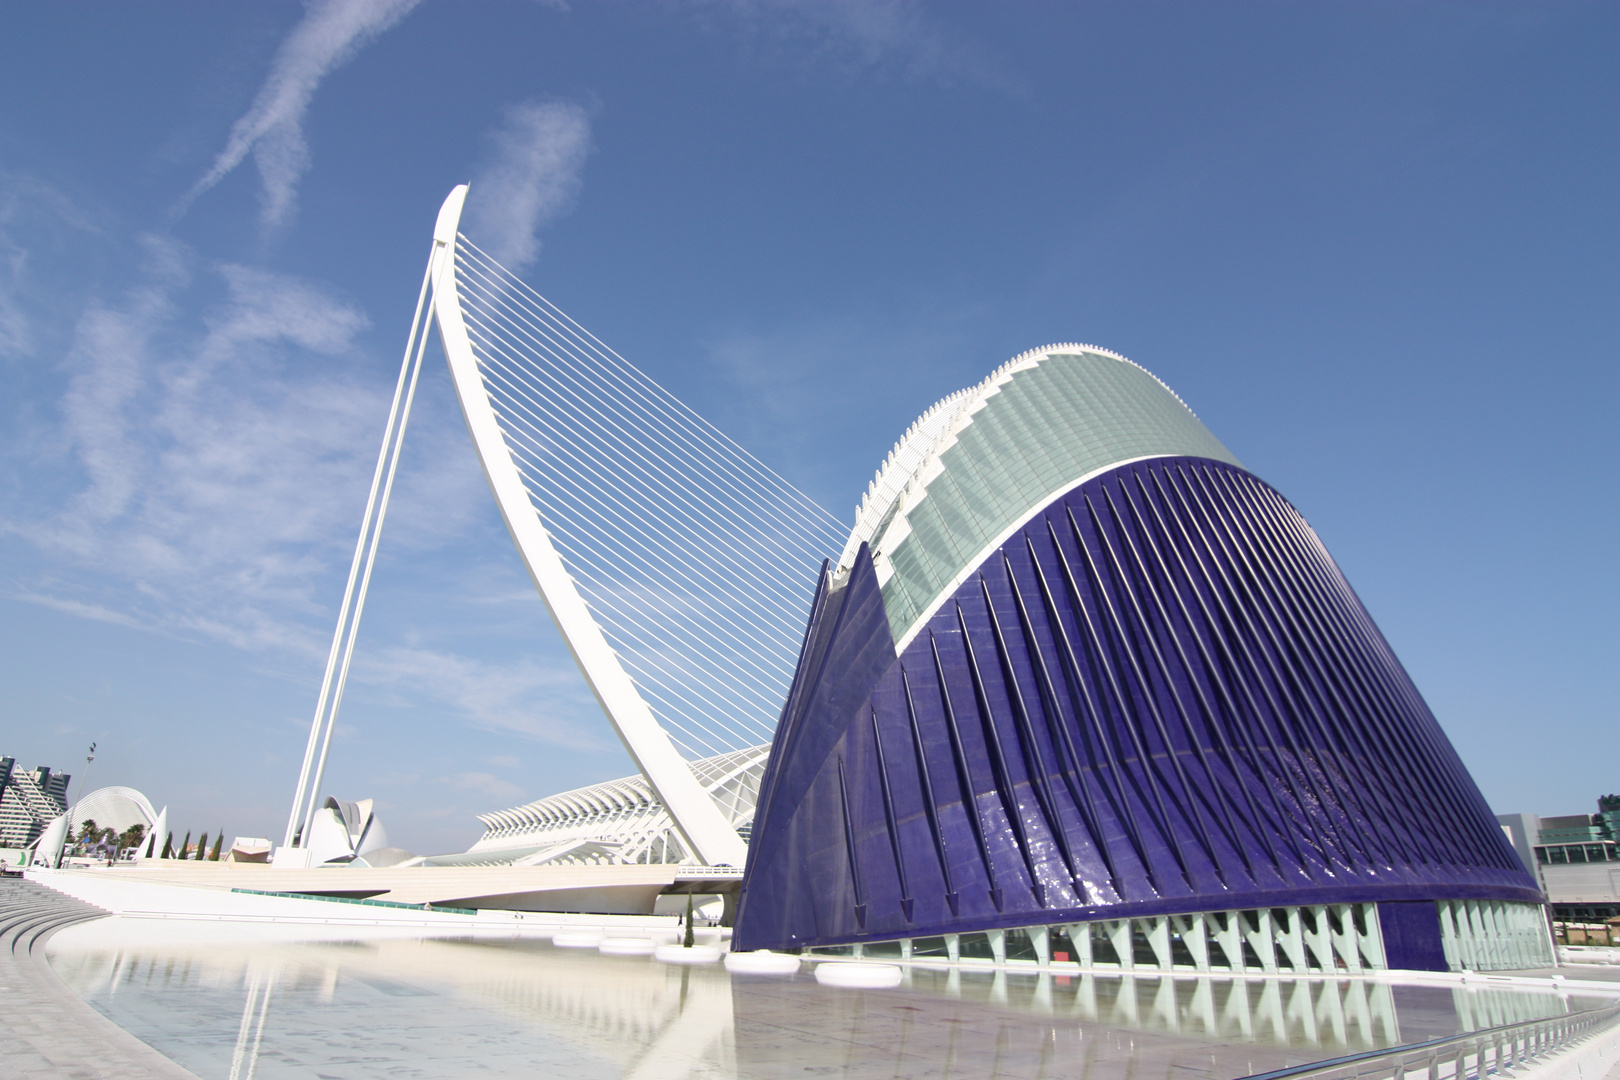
left=69, top=786, right=159, bottom=834
left=836, top=344, right=1240, bottom=646
left=466, top=744, right=770, bottom=863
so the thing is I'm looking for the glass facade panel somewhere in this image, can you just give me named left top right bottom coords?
left=1090, top=924, right=1121, bottom=966
left=1169, top=928, right=1198, bottom=969
left=792, top=899, right=1549, bottom=974
left=1538, top=843, right=1618, bottom=864
left=1049, top=926, right=1081, bottom=964
left=1130, top=922, right=1160, bottom=967
left=875, top=351, right=1240, bottom=642
left=1003, top=928, right=1039, bottom=962
left=958, top=932, right=995, bottom=960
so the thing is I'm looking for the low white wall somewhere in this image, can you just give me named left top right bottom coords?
left=26, top=867, right=680, bottom=941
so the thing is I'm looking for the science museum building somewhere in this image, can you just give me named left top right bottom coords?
left=733, top=344, right=1549, bottom=974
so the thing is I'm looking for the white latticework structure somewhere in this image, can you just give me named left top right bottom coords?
left=438, top=745, right=770, bottom=867
left=284, top=186, right=841, bottom=867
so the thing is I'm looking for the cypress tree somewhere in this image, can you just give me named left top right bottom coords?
left=160, top=832, right=174, bottom=859
left=195, top=832, right=208, bottom=860
left=683, top=896, right=695, bottom=948
left=209, top=832, right=223, bottom=861
left=178, top=831, right=191, bottom=860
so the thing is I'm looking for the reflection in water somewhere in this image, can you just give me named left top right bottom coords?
left=228, top=964, right=275, bottom=1080
left=47, top=919, right=1591, bottom=1080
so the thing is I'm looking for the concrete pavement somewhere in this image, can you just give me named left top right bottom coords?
left=0, top=878, right=198, bottom=1079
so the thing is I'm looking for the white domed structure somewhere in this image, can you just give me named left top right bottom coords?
left=69, top=786, right=159, bottom=836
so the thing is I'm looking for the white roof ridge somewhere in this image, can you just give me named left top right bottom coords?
left=840, top=344, right=1144, bottom=574
left=1036, top=341, right=1202, bottom=419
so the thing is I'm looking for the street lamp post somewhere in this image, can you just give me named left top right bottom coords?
left=56, top=742, right=95, bottom=869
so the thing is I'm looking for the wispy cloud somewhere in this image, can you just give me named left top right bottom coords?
left=182, top=0, right=421, bottom=229
left=0, top=219, right=34, bottom=361
left=13, top=242, right=382, bottom=646
left=8, top=239, right=592, bottom=746
left=695, top=0, right=1022, bottom=93
left=463, top=101, right=593, bottom=272
left=359, top=646, right=602, bottom=750
left=699, top=305, right=988, bottom=509
left=44, top=248, right=374, bottom=591
left=57, top=236, right=190, bottom=528
left=11, top=590, right=152, bottom=634
left=436, top=771, right=525, bottom=802
left=0, top=170, right=103, bottom=362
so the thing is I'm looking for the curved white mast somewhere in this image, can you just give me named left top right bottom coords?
left=429, top=186, right=747, bottom=867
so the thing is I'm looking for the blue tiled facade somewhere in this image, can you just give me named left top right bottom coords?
left=734, top=456, right=1540, bottom=953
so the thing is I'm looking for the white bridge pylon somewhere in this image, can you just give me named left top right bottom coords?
left=431, top=185, right=748, bottom=866
left=284, top=186, right=842, bottom=867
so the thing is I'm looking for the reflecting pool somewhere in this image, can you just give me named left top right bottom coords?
left=47, top=918, right=1601, bottom=1080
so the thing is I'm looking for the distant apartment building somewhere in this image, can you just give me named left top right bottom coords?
left=1497, top=796, right=1620, bottom=923
left=0, top=757, right=71, bottom=848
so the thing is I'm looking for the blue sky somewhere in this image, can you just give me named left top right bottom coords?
left=1, top=2, right=1613, bottom=855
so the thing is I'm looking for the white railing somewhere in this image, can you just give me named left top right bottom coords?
left=1244, top=1004, right=1620, bottom=1080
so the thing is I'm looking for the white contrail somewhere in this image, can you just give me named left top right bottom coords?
left=181, top=0, right=421, bottom=228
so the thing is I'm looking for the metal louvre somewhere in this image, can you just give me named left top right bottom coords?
left=736, top=456, right=1541, bottom=951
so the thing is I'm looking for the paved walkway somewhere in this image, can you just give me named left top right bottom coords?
left=0, top=877, right=199, bottom=1079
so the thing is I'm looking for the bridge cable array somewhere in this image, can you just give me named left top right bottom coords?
left=453, top=236, right=845, bottom=760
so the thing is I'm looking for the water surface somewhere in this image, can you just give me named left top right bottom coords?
left=48, top=918, right=1594, bottom=1080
